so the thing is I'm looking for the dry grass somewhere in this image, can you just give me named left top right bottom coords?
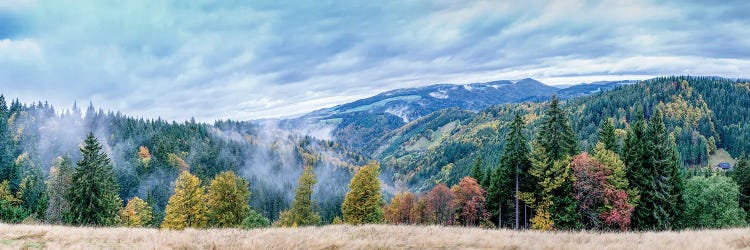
left=1, top=223, right=749, bottom=250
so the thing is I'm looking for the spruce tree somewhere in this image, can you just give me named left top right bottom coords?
left=498, top=113, right=531, bottom=229
left=470, top=156, right=484, bottom=187
left=342, top=162, right=384, bottom=225
left=0, top=95, right=15, bottom=185
left=532, top=96, right=580, bottom=229
left=624, top=109, right=652, bottom=230
left=646, top=109, right=685, bottom=230
left=67, top=132, right=122, bottom=226
left=277, top=166, right=321, bottom=227
left=598, top=118, right=619, bottom=153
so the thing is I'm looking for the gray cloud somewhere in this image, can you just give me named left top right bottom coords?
left=0, top=0, right=748, bottom=121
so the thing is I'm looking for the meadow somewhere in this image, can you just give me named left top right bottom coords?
left=1, top=223, right=749, bottom=250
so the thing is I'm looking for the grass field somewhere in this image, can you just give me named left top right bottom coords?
left=1, top=223, right=750, bottom=250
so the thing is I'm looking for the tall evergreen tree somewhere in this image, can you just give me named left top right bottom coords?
left=598, top=118, right=619, bottom=153
left=624, top=109, right=652, bottom=230
left=646, top=109, right=685, bottom=230
left=497, top=113, right=531, bottom=229
left=469, top=156, right=484, bottom=187
left=277, top=166, right=322, bottom=227
left=67, top=132, right=122, bottom=226
left=531, top=96, right=580, bottom=230
left=0, top=95, right=16, bottom=187
left=342, top=162, right=384, bottom=225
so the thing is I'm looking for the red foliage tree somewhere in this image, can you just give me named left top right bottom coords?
left=424, top=183, right=455, bottom=225
left=451, top=177, right=490, bottom=226
left=571, top=153, right=633, bottom=230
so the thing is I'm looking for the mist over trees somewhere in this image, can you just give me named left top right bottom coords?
left=0, top=76, right=749, bottom=231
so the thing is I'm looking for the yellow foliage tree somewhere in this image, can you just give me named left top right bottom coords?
left=120, top=197, right=152, bottom=227
left=207, top=171, right=250, bottom=228
left=137, top=146, right=151, bottom=169
left=161, top=171, right=207, bottom=230
left=342, top=161, right=384, bottom=225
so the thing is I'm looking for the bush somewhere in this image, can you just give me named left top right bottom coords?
left=241, top=210, right=271, bottom=229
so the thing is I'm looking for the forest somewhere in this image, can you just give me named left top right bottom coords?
left=0, top=76, right=749, bottom=231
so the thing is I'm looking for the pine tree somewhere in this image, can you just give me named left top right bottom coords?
left=342, top=162, right=384, bottom=225
left=67, top=132, right=121, bottom=226
left=497, top=113, right=531, bottom=229
left=599, top=118, right=619, bottom=153
left=0, top=95, right=15, bottom=185
left=646, top=109, right=685, bottom=230
left=162, top=171, right=208, bottom=230
left=623, top=109, right=652, bottom=230
left=45, top=156, right=73, bottom=223
left=530, top=96, right=580, bottom=230
left=277, top=166, right=321, bottom=227
left=469, top=156, right=484, bottom=187
left=120, top=197, right=152, bottom=227
left=207, top=171, right=251, bottom=227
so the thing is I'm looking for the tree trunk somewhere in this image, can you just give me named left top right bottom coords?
left=515, top=164, right=519, bottom=230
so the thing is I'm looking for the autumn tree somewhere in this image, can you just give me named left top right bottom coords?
left=451, top=177, right=489, bottom=227
left=207, top=171, right=251, bottom=227
left=570, top=153, right=633, bottom=231
left=277, top=166, right=321, bottom=227
left=0, top=180, right=27, bottom=223
left=161, top=171, right=208, bottom=230
left=424, top=183, right=455, bottom=225
left=342, top=162, right=384, bottom=225
left=384, top=191, right=417, bottom=224
left=120, top=197, right=153, bottom=227
left=67, top=133, right=121, bottom=226
left=45, top=156, right=73, bottom=223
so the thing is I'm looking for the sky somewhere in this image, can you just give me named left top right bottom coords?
left=0, top=0, right=749, bottom=122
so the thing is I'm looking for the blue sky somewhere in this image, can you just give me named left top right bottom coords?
left=0, top=0, right=749, bottom=121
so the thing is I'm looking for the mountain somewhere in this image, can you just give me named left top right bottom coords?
left=286, top=78, right=620, bottom=155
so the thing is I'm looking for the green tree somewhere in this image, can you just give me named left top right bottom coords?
left=598, top=118, right=619, bottom=153
left=0, top=180, right=27, bottom=223
left=469, top=156, right=484, bottom=187
left=530, top=96, right=580, bottom=230
left=207, top=171, right=251, bottom=227
left=494, top=113, right=531, bottom=229
left=646, top=109, right=685, bottom=230
left=0, top=96, right=15, bottom=186
left=342, top=162, right=384, bottom=225
left=162, top=171, right=208, bottom=230
left=241, top=209, right=271, bottom=229
left=277, top=166, right=322, bottom=227
left=120, top=197, right=152, bottom=227
left=67, top=132, right=121, bottom=226
left=684, top=175, right=747, bottom=228
left=734, top=157, right=750, bottom=222
left=45, top=156, right=73, bottom=223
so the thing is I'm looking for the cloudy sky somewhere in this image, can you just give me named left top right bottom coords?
left=0, top=0, right=749, bottom=121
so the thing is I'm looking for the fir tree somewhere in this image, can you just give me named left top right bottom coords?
left=342, top=162, right=384, bottom=225
left=496, top=113, right=531, bottom=229
left=598, top=118, right=619, bottom=153
left=207, top=171, right=251, bottom=227
left=623, top=109, right=652, bottom=230
left=162, top=171, right=208, bottom=230
left=67, top=132, right=121, bottom=226
left=469, top=156, right=484, bottom=187
left=277, top=166, right=321, bottom=227
left=530, top=96, right=580, bottom=230
left=734, top=157, right=750, bottom=223
left=646, top=109, right=685, bottom=230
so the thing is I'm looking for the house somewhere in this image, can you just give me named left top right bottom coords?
left=716, top=162, right=732, bottom=171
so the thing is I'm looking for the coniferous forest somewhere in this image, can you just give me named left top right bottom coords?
left=1, top=76, right=750, bottom=231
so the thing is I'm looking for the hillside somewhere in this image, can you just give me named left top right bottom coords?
left=1, top=223, right=749, bottom=249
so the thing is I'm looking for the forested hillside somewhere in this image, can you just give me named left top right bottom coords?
left=0, top=76, right=748, bottom=231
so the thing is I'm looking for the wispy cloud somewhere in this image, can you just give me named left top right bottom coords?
left=0, top=0, right=748, bottom=121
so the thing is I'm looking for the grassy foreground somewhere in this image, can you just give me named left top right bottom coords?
left=1, top=223, right=749, bottom=250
